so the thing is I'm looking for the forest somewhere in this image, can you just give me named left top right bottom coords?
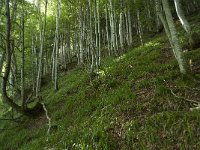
left=0, top=0, right=200, bottom=149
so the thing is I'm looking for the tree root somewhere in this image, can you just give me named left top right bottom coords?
left=41, top=103, right=51, bottom=142
left=170, top=89, right=200, bottom=111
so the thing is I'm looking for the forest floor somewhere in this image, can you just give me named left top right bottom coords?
left=1, top=14, right=200, bottom=150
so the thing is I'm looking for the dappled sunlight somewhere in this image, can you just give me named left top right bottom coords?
left=144, top=41, right=160, bottom=48
left=1, top=0, right=200, bottom=149
left=114, top=54, right=126, bottom=63
left=96, top=69, right=106, bottom=77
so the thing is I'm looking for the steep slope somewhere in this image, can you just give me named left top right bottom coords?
left=0, top=15, right=200, bottom=150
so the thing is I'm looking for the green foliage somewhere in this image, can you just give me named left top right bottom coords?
left=1, top=12, right=200, bottom=150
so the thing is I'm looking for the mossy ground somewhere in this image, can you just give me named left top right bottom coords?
left=0, top=14, right=200, bottom=150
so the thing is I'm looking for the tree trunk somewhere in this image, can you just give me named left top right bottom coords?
left=54, top=0, right=61, bottom=91
left=21, top=0, right=25, bottom=109
left=36, top=0, right=48, bottom=97
left=105, top=5, right=111, bottom=56
left=155, top=0, right=174, bottom=50
left=97, top=0, right=101, bottom=68
left=174, top=0, right=200, bottom=48
left=128, top=10, right=133, bottom=46
left=2, top=0, right=44, bottom=117
left=2, top=0, right=21, bottom=112
left=162, top=0, right=189, bottom=74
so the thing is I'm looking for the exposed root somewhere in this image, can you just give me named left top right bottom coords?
left=41, top=103, right=51, bottom=142
left=170, top=89, right=200, bottom=111
left=170, top=89, right=199, bottom=104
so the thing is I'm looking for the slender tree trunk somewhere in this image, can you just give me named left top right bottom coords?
left=119, top=11, right=124, bottom=49
left=162, top=0, right=189, bottom=74
left=36, top=0, right=48, bottom=97
left=125, top=11, right=129, bottom=46
left=51, top=40, right=55, bottom=82
left=21, top=1, right=25, bottom=108
left=0, top=52, right=5, bottom=75
left=109, top=0, right=117, bottom=56
left=128, top=10, right=133, bottom=46
left=0, top=1, right=3, bottom=24
left=155, top=0, right=174, bottom=50
left=89, top=0, right=95, bottom=72
left=174, top=0, right=199, bottom=48
left=137, top=11, right=144, bottom=46
left=54, top=0, right=61, bottom=91
left=97, top=0, right=101, bottom=68
left=105, top=5, right=111, bottom=56
left=79, top=6, right=84, bottom=65
left=32, top=36, right=36, bottom=96
left=94, top=0, right=98, bottom=69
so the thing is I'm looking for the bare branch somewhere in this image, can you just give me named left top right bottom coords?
left=41, top=103, right=51, bottom=142
left=170, top=89, right=199, bottom=104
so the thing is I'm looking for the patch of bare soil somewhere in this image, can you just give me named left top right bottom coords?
left=191, top=59, right=200, bottom=73
left=157, top=43, right=173, bottom=64
left=168, top=85, right=200, bottom=103
left=106, top=122, right=129, bottom=150
left=26, top=114, right=48, bottom=131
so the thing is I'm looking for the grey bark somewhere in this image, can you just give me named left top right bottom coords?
left=174, top=0, right=199, bottom=48
left=21, top=3, right=25, bottom=108
left=36, top=0, right=48, bottom=97
left=54, top=0, right=61, bottom=91
left=162, top=0, right=188, bottom=74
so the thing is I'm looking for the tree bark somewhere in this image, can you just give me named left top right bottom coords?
left=174, top=0, right=200, bottom=48
left=3, top=0, right=23, bottom=113
left=36, top=0, right=48, bottom=97
left=1, top=0, right=44, bottom=117
left=54, top=0, right=61, bottom=91
left=21, top=0, right=25, bottom=109
left=162, top=0, right=189, bottom=74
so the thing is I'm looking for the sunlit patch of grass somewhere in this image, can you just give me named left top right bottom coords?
left=114, top=54, right=126, bottom=62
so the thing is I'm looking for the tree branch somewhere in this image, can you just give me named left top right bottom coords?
left=170, top=89, right=199, bottom=104
left=41, top=102, right=51, bottom=142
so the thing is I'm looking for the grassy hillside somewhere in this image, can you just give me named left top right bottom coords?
left=0, top=15, right=200, bottom=150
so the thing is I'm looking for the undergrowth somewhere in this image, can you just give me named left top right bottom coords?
left=0, top=14, right=200, bottom=150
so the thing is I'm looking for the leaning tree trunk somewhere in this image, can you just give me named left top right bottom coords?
left=155, top=0, right=174, bottom=51
left=162, top=0, right=189, bottom=74
left=1, top=0, right=44, bottom=117
left=2, top=0, right=22, bottom=113
left=174, top=0, right=200, bottom=48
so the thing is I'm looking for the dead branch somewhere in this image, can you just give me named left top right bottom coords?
left=41, top=102, right=51, bottom=142
left=170, top=89, right=199, bottom=104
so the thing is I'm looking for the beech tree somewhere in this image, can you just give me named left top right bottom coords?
left=174, top=0, right=200, bottom=48
left=0, top=0, right=199, bottom=117
left=155, top=0, right=189, bottom=74
left=2, top=0, right=39, bottom=116
left=36, top=0, right=48, bottom=97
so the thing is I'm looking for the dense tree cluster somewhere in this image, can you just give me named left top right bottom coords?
left=0, top=0, right=199, bottom=116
